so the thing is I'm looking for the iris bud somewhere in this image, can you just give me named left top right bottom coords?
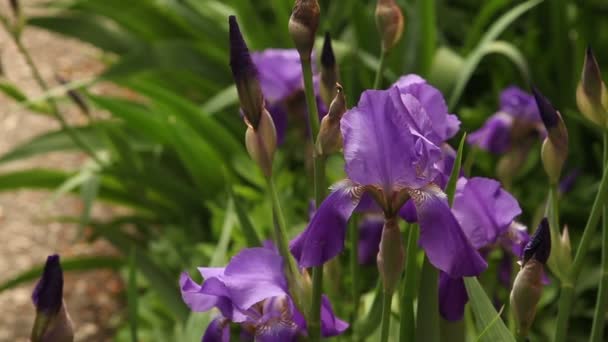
left=229, top=16, right=264, bottom=129
left=576, top=47, right=608, bottom=127
left=375, top=0, right=404, bottom=52
left=317, top=84, right=346, bottom=156
left=320, top=32, right=339, bottom=107
left=511, top=219, right=551, bottom=338
left=377, top=217, right=405, bottom=293
left=245, top=109, right=277, bottom=179
left=289, top=0, right=320, bottom=60
left=31, top=255, right=74, bottom=342
left=533, top=87, right=568, bottom=184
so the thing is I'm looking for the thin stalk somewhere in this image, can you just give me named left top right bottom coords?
left=415, top=256, right=440, bottom=342
left=555, top=155, right=608, bottom=342
left=301, top=58, right=321, bottom=139
left=418, top=0, right=437, bottom=76
left=349, top=218, right=360, bottom=326
left=590, top=131, right=608, bottom=342
left=380, top=290, right=393, bottom=342
left=399, top=224, right=420, bottom=342
left=373, top=50, right=387, bottom=89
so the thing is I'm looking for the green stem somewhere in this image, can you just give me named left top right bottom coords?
left=349, top=218, right=360, bottom=327
left=301, top=58, right=321, bottom=140
left=380, top=290, right=394, bottom=342
left=418, top=0, right=437, bottom=76
left=415, top=256, right=440, bottom=342
left=590, top=131, right=608, bottom=342
left=555, top=154, right=608, bottom=342
left=310, top=266, right=323, bottom=342
left=399, top=224, right=420, bottom=342
left=373, top=50, right=387, bottom=89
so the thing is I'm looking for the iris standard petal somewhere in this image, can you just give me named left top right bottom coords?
left=357, top=215, right=384, bottom=265
left=452, top=177, right=522, bottom=249
left=251, top=49, right=303, bottom=104
left=202, top=317, right=230, bottom=342
left=290, top=180, right=361, bottom=267
left=393, top=74, right=460, bottom=143
left=439, top=272, right=468, bottom=321
left=320, top=295, right=350, bottom=336
left=467, top=112, right=513, bottom=154
left=499, top=86, right=541, bottom=122
left=223, top=248, right=288, bottom=310
left=411, top=185, right=487, bottom=277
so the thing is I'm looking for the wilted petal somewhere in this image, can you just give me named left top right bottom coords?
left=411, top=185, right=487, bottom=277
left=320, top=295, right=349, bottom=336
left=439, top=272, right=468, bottom=321
left=223, top=248, right=288, bottom=310
left=467, top=113, right=513, bottom=154
left=290, top=180, right=361, bottom=267
left=357, top=215, right=384, bottom=265
left=452, top=177, right=522, bottom=249
left=202, top=317, right=230, bottom=342
left=342, top=87, right=440, bottom=190
left=393, top=74, right=460, bottom=143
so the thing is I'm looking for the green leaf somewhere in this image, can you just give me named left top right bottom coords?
left=209, top=199, right=236, bottom=266
left=415, top=257, right=440, bottom=342
left=446, top=133, right=467, bottom=206
left=448, top=0, right=543, bottom=109
left=128, top=248, right=139, bottom=342
left=229, top=186, right=262, bottom=247
left=200, top=85, right=238, bottom=116
left=0, top=256, right=123, bottom=292
left=356, top=281, right=383, bottom=339
left=0, top=169, right=71, bottom=191
left=464, top=277, right=515, bottom=342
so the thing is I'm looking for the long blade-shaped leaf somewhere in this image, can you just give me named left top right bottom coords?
left=464, top=277, right=515, bottom=342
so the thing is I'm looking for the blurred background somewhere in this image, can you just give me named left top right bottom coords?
left=0, top=0, right=606, bottom=341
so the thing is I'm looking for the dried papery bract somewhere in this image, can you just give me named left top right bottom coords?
left=375, top=0, right=404, bottom=52
left=317, top=84, right=346, bottom=156
left=320, top=32, right=339, bottom=107
left=289, top=0, right=320, bottom=61
left=245, top=109, right=278, bottom=179
left=576, top=47, right=608, bottom=127
left=533, top=87, right=568, bottom=184
left=511, top=219, right=551, bottom=338
left=377, top=217, right=405, bottom=293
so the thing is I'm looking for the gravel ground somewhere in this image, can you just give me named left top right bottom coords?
left=0, top=1, right=123, bottom=341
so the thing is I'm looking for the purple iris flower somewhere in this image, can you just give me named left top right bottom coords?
left=439, top=177, right=524, bottom=320
left=468, top=86, right=546, bottom=154
left=251, top=49, right=326, bottom=143
left=357, top=215, right=384, bottom=265
left=290, top=84, right=486, bottom=278
left=180, top=247, right=348, bottom=341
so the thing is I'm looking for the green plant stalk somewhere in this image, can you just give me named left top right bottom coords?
left=590, top=131, right=608, bottom=342
left=349, top=218, right=360, bottom=327
left=373, top=50, right=387, bottom=89
left=399, top=224, right=419, bottom=342
left=415, top=256, right=440, bottom=342
left=555, top=154, right=608, bottom=342
left=418, top=0, right=437, bottom=76
left=1, top=21, right=103, bottom=166
left=301, top=58, right=321, bottom=139
left=380, top=289, right=394, bottom=342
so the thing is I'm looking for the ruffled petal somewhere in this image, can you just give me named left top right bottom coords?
left=411, top=185, right=487, bottom=277
left=439, top=272, right=468, bottom=321
left=202, top=317, right=230, bottom=342
left=320, top=295, right=350, bottom=336
left=290, top=180, right=361, bottom=267
left=223, top=248, right=288, bottom=310
left=467, top=113, right=513, bottom=154
left=179, top=272, right=235, bottom=319
left=452, top=177, right=522, bottom=249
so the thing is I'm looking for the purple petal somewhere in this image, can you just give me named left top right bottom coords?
left=398, top=199, right=417, bottom=222
left=452, top=177, right=522, bottom=249
left=433, top=143, right=458, bottom=189
left=267, top=103, right=288, bottom=145
left=32, top=254, right=63, bottom=315
left=179, top=272, right=234, bottom=319
left=251, top=49, right=303, bottom=105
left=256, top=297, right=301, bottom=342
left=411, top=185, right=487, bottom=277
left=202, top=317, right=230, bottom=342
left=393, top=74, right=460, bottom=143
left=223, top=248, right=288, bottom=310
left=357, top=215, right=384, bottom=265
left=320, top=295, right=350, bottom=336
left=439, top=272, right=468, bottom=321
left=467, top=113, right=513, bottom=154
left=498, top=254, right=513, bottom=288
left=341, top=87, right=440, bottom=190
left=290, top=181, right=361, bottom=267
left=499, top=222, right=530, bottom=258
left=499, top=86, right=541, bottom=123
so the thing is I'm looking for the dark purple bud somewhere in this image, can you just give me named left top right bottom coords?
left=32, top=254, right=63, bottom=315
left=321, top=32, right=336, bottom=69
left=582, top=46, right=603, bottom=99
left=523, top=218, right=551, bottom=265
left=229, top=16, right=264, bottom=129
left=532, top=86, right=558, bottom=129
